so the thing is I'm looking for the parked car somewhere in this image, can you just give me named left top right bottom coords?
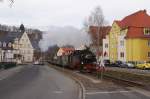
left=126, top=62, right=135, bottom=68
left=103, top=60, right=110, bottom=66
left=109, top=60, right=122, bottom=67
left=34, top=61, right=44, bottom=65
left=119, top=62, right=128, bottom=68
left=146, top=61, right=150, bottom=67
left=119, top=62, right=135, bottom=68
left=136, top=62, right=150, bottom=69
left=34, top=61, right=39, bottom=65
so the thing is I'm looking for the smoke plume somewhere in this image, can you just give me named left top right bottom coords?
left=39, top=26, right=91, bottom=51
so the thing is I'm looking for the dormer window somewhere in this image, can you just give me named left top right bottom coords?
left=144, top=28, right=150, bottom=35
left=3, top=42, right=6, bottom=47
left=8, top=43, right=12, bottom=47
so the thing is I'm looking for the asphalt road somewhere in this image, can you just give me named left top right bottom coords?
left=0, top=65, right=80, bottom=99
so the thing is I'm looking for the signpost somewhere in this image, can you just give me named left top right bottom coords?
left=96, top=54, right=105, bottom=80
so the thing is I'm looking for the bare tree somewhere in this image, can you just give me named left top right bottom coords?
left=84, top=6, right=106, bottom=48
left=91, top=6, right=105, bottom=26
left=0, top=0, right=14, bottom=7
left=84, top=6, right=106, bottom=80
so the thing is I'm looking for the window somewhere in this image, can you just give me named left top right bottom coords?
left=148, top=40, right=150, bottom=46
left=144, top=28, right=150, bottom=35
left=105, top=44, right=108, bottom=48
left=8, top=43, right=12, bottom=47
left=3, top=42, right=6, bottom=47
left=148, top=52, right=150, bottom=57
left=120, top=40, right=124, bottom=46
left=120, top=52, right=124, bottom=57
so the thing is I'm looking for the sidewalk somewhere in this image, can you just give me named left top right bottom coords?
left=49, top=64, right=150, bottom=98
left=0, top=66, right=23, bottom=81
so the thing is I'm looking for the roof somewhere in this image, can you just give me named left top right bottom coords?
left=115, top=10, right=150, bottom=38
left=117, top=10, right=150, bottom=28
left=88, top=26, right=111, bottom=45
left=89, top=26, right=111, bottom=38
left=61, top=48, right=75, bottom=52
left=0, top=31, right=24, bottom=50
left=57, top=47, right=75, bottom=56
left=28, top=33, right=42, bottom=51
left=0, top=31, right=23, bottom=43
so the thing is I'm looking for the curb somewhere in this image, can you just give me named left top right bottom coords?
left=69, top=74, right=86, bottom=99
left=48, top=64, right=85, bottom=99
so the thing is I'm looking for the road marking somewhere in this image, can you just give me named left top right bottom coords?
left=53, top=91, right=63, bottom=94
left=86, top=90, right=133, bottom=95
left=75, top=73, right=101, bottom=83
left=128, top=87, right=150, bottom=97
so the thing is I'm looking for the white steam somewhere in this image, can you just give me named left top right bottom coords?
left=39, top=26, right=91, bottom=51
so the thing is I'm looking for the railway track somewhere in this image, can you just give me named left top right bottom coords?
left=48, top=62, right=150, bottom=91
left=104, top=74, right=145, bottom=87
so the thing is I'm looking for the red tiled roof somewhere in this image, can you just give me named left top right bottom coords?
left=61, top=48, right=75, bottom=52
left=89, top=26, right=111, bottom=38
left=89, top=26, right=111, bottom=45
left=115, top=10, right=150, bottom=38
left=57, top=48, right=75, bottom=56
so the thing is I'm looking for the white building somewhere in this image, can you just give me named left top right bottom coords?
left=0, top=24, right=34, bottom=63
left=19, top=31, right=34, bottom=62
left=117, top=33, right=126, bottom=62
left=102, top=35, right=109, bottom=60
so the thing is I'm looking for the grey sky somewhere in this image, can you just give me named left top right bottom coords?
left=0, top=0, right=150, bottom=30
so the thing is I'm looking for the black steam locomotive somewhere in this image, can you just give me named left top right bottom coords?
left=51, top=48, right=97, bottom=72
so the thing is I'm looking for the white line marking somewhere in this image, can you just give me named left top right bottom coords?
left=128, top=87, right=150, bottom=97
left=75, top=73, right=101, bottom=83
left=53, top=91, right=63, bottom=94
left=86, top=90, right=133, bottom=95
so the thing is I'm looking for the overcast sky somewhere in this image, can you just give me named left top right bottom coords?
left=0, top=0, right=150, bottom=30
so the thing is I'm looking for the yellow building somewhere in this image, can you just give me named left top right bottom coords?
left=109, top=10, right=150, bottom=62
left=109, top=22, right=121, bottom=62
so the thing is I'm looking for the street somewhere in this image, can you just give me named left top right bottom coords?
left=0, top=65, right=80, bottom=99
left=0, top=64, right=150, bottom=99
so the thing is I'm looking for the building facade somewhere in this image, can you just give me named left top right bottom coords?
left=19, top=31, right=34, bottom=62
left=89, top=26, right=111, bottom=57
left=102, top=35, right=109, bottom=60
left=109, top=22, right=121, bottom=62
left=109, top=10, right=150, bottom=62
left=0, top=24, right=34, bottom=63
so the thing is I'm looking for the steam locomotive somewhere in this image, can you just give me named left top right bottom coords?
left=50, top=48, right=97, bottom=72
